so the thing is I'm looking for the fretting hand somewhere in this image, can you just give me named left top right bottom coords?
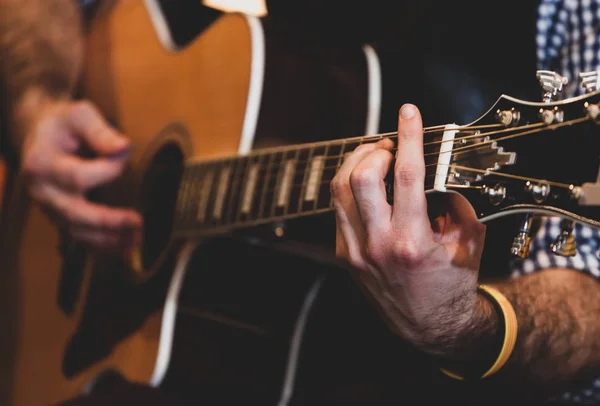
left=330, top=103, right=487, bottom=354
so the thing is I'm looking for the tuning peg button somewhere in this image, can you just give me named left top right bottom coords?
left=511, top=214, right=534, bottom=258
left=536, top=70, right=568, bottom=102
left=550, top=219, right=576, bottom=257
left=579, top=70, right=600, bottom=93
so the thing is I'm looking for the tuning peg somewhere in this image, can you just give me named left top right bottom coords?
left=536, top=70, right=568, bottom=102
left=578, top=70, right=599, bottom=93
left=550, top=219, right=576, bottom=257
left=511, top=213, right=534, bottom=258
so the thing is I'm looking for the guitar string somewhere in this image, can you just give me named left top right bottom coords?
left=300, top=161, right=574, bottom=192
left=184, top=122, right=509, bottom=165
left=179, top=118, right=588, bottom=225
left=184, top=118, right=579, bottom=181
left=183, top=116, right=589, bottom=183
left=175, top=163, right=576, bottom=231
left=181, top=116, right=588, bottom=220
left=171, top=176, right=501, bottom=236
left=174, top=162, right=575, bottom=233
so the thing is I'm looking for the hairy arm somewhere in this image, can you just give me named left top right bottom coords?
left=0, top=0, right=84, bottom=154
left=440, top=268, right=600, bottom=400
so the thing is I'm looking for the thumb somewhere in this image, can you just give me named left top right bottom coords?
left=66, top=101, right=130, bottom=156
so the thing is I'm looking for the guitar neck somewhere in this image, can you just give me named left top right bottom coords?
left=172, top=130, right=447, bottom=238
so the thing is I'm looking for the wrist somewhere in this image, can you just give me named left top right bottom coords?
left=438, top=284, right=520, bottom=380
left=9, top=86, right=70, bottom=153
left=414, top=287, right=499, bottom=359
left=459, top=288, right=502, bottom=360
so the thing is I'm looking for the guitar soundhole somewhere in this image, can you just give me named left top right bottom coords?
left=138, top=142, right=184, bottom=272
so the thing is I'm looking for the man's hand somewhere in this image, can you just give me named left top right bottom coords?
left=19, top=96, right=142, bottom=255
left=330, top=103, right=487, bottom=354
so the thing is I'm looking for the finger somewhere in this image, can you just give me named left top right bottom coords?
left=37, top=182, right=142, bottom=231
left=331, top=139, right=393, bottom=262
left=445, top=193, right=482, bottom=228
left=392, top=104, right=430, bottom=238
left=47, top=153, right=127, bottom=192
left=69, top=227, right=122, bottom=250
left=335, top=221, right=351, bottom=258
left=349, top=148, right=394, bottom=236
left=70, top=223, right=141, bottom=250
left=67, top=101, right=131, bottom=156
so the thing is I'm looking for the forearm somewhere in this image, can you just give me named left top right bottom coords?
left=0, top=0, right=84, bottom=152
left=444, top=268, right=600, bottom=397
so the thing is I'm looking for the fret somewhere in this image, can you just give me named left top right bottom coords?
left=261, top=151, right=284, bottom=219
left=185, top=164, right=202, bottom=225
left=201, top=160, right=227, bottom=228
left=196, top=167, right=215, bottom=223
left=315, top=143, right=330, bottom=209
left=173, top=134, right=404, bottom=237
left=271, top=149, right=292, bottom=218
left=257, top=151, right=276, bottom=221
left=296, top=146, right=315, bottom=214
left=167, top=126, right=465, bottom=240
left=225, top=155, right=247, bottom=225
left=282, top=147, right=308, bottom=216
left=240, top=163, right=259, bottom=214
left=177, top=164, right=203, bottom=233
left=304, top=155, right=325, bottom=203
left=314, top=143, right=340, bottom=210
left=328, top=141, right=348, bottom=208
left=212, top=163, right=232, bottom=221
left=174, top=167, right=193, bottom=229
left=301, top=146, right=324, bottom=212
left=277, top=158, right=296, bottom=207
left=336, top=141, right=347, bottom=171
left=237, top=154, right=263, bottom=223
left=344, top=139, right=367, bottom=155
left=246, top=153, right=268, bottom=222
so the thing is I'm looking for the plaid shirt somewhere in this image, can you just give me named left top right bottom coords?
left=510, top=0, right=600, bottom=403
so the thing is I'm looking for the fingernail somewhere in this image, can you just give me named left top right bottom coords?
left=107, top=144, right=134, bottom=160
left=400, top=104, right=416, bottom=120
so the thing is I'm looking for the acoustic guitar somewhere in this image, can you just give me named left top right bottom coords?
left=0, top=1, right=384, bottom=405
left=63, top=63, right=600, bottom=406
left=55, top=66, right=600, bottom=405
left=4, top=1, right=600, bottom=405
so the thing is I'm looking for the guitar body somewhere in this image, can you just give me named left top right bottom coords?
left=0, top=1, right=384, bottom=405
left=147, top=236, right=437, bottom=406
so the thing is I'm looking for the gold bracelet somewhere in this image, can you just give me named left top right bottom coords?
left=440, top=284, right=518, bottom=380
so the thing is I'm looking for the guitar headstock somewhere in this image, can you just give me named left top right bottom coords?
left=426, top=69, right=600, bottom=259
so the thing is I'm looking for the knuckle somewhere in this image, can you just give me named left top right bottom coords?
left=70, top=170, right=89, bottom=191
left=392, top=240, right=424, bottom=267
left=330, top=177, right=349, bottom=200
left=71, top=100, right=95, bottom=117
left=395, top=163, right=419, bottom=186
left=349, top=167, right=377, bottom=189
left=71, top=101, right=104, bottom=133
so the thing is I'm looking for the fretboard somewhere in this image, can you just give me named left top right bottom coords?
left=172, top=132, right=445, bottom=238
